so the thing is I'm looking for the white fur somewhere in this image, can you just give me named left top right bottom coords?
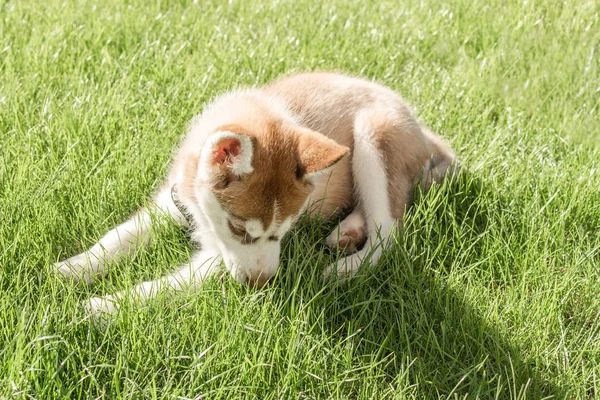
left=221, top=240, right=281, bottom=285
left=276, top=217, right=293, bottom=236
left=54, top=212, right=151, bottom=284
left=323, top=110, right=397, bottom=280
left=54, top=188, right=184, bottom=284
left=245, top=220, right=264, bottom=237
left=85, top=250, right=221, bottom=317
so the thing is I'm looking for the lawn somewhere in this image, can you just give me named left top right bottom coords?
left=1, top=0, right=599, bottom=398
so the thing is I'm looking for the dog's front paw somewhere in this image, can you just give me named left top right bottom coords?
left=322, top=257, right=360, bottom=282
left=84, top=296, right=119, bottom=319
left=326, top=213, right=366, bottom=253
left=53, top=253, right=97, bottom=285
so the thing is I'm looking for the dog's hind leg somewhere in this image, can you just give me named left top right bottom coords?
left=323, top=110, right=405, bottom=280
left=54, top=185, right=189, bottom=285
left=326, top=209, right=367, bottom=253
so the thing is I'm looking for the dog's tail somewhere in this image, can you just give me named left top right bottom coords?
left=421, top=128, right=460, bottom=191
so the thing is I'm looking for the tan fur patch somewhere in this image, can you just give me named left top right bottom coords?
left=210, top=121, right=337, bottom=228
left=265, top=72, right=455, bottom=220
left=296, top=127, right=349, bottom=175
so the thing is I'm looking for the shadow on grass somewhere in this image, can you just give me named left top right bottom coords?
left=275, top=169, right=566, bottom=398
left=42, top=171, right=569, bottom=398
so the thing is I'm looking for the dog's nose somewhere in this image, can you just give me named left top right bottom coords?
left=248, top=274, right=270, bottom=288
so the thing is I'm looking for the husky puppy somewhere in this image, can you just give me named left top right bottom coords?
left=55, top=72, right=457, bottom=315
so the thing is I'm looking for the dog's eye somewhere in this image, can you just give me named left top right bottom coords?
left=240, top=234, right=258, bottom=245
left=228, top=220, right=259, bottom=245
left=228, top=220, right=247, bottom=237
left=268, top=235, right=279, bottom=242
left=295, top=165, right=305, bottom=180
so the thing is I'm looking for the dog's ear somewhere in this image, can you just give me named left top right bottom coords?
left=296, top=128, right=349, bottom=179
left=200, top=131, right=254, bottom=186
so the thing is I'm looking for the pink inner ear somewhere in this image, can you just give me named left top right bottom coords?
left=212, top=138, right=242, bottom=165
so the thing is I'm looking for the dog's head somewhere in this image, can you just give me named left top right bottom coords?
left=193, top=98, right=348, bottom=287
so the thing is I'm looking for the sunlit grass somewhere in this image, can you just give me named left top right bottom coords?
left=1, top=0, right=599, bottom=398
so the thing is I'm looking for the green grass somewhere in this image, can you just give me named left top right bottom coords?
left=1, top=0, right=599, bottom=398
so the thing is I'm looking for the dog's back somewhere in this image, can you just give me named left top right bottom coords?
left=266, top=72, right=456, bottom=219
